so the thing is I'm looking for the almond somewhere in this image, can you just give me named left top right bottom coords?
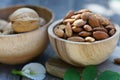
left=96, top=14, right=110, bottom=26
left=65, top=22, right=73, bottom=37
left=105, top=24, right=115, bottom=30
left=83, top=25, right=92, bottom=31
left=67, top=36, right=85, bottom=42
left=54, top=27, right=64, bottom=37
left=72, top=19, right=86, bottom=27
left=71, top=14, right=81, bottom=19
left=72, top=26, right=83, bottom=32
left=85, top=36, right=95, bottom=42
left=114, top=58, right=120, bottom=64
left=63, top=19, right=76, bottom=23
left=93, top=27, right=108, bottom=33
left=81, top=12, right=92, bottom=21
left=78, top=31, right=91, bottom=37
left=64, top=10, right=74, bottom=19
left=56, top=24, right=66, bottom=30
left=75, top=9, right=92, bottom=14
left=109, top=29, right=116, bottom=36
left=88, top=14, right=101, bottom=28
left=93, top=31, right=109, bottom=40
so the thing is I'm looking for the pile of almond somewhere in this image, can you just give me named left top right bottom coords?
left=54, top=9, right=116, bottom=42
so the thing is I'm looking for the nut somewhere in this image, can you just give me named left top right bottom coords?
left=93, top=27, right=108, bottom=33
left=65, top=22, right=73, bottom=37
left=9, top=8, right=40, bottom=33
left=88, top=14, right=101, bottom=27
left=105, top=24, right=115, bottom=30
left=56, top=24, right=66, bottom=30
left=81, top=12, right=92, bottom=21
left=109, top=29, right=115, bottom=36
left=64, top=10, right=74, bottom=19
left=72, top=26, right=83, bottom=32
left=67, top=36, right=85, bottom=42
left=3, top=22, right=13, bottom=35
left=114, top=58, right=120, bottom=64
left=93, top=31, right=109, bottom=40
left=54, top=27, right=64, bottom=37
left=72, top=19, right=86, bottom=27
left=79, top=31, right=91, bottom=37
left=63, top=19, right=76, bottom=23
left=75, top=9, right=91, bottom=14
left=83, top=25, right=92, bottom=31
left=71, top=14, right=81, bottom=19
left=85, top=37, right=95, bottom=42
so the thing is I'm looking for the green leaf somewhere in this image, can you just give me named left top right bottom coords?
left=82, top=65, right=97, bottom=80
left=64, top=67, right=80, bottom=80
left=97, top=70, right=120, bottom=80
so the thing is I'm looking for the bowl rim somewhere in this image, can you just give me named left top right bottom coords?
left=0, top=5, right=54, bottom=37
left=48, top=19, right=120, bottom=44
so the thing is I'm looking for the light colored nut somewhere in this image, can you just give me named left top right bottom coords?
left=65, top=22, right=73, bottom=37
left=88, top=14, right=101, bottom=28
left=67, top=36, right=85, bottom=42
left=0, top=19, right=8, bottom=30
left=72, top=26, right=83, bottom=32
left=39, top=17, right=46, bottom=26
left=56, top=24, right=66, bottom=30
left=83, top=25, right=92, bottom=31
left=109, top=29, right=115, bottom=36
left=75, top=9, right=91, bottom=14
left=78, top=31, right=91, bottom=37
left=54, top=27, right=64, bottom=37
left=72, top=19, right=86, bottom=27
left=63, top=19, right=76, bottom=23
left=93, top=27, right=108, bottom=33
left=64, top=10, right=74, bottom=19
left=93, top=31, right=109, bottom=40
left=9, top=8, right=40, bottom=32
left=85, top=37, right=95, bottom=42
left=71, top=14, right=81, bottom=19
left=3, top=22, right=14, bottom=35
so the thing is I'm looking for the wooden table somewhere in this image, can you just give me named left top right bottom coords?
left=0, top=43, right=120, bottom=80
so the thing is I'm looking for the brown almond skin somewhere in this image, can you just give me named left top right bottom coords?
left=54, top=27, right=64, bottom=38
left=88, top=14, right=101, bottom=28
left=93, top=31, right=109, bottom=40
left=64, top=10, right=74, bottom=19
left=79, top=31, right=91, bottom=37
left=83, top=25, right=92, bottom=31
left=67, top=36, right=85, bottom=42
left=93, top=27, right=108, bottom=33
left=109, top=29, right=116, bottom=36
left=71, top=14, right=81, bottom=19
left=114, top=58, right=120, bottom=64
left=72, top=26, right=83, bottom=32
left=81, top=12, right=92, bottom=21
left=105, top=24, right=115, bottom=30
left=65, top=22, right=73, bottom=37
left=72, top=19, right=86, bottom=27
left=75, top=9, right=92, bottom=14
left=63, top=19, right=76, bottom=23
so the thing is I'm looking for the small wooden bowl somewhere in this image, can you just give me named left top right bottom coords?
left=0, top=5, right=54, bottom=64
left=48, top=20, right=120, bottom=66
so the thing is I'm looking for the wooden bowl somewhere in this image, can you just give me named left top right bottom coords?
left=0, top=5, right=54, bottom=64
left=48, top=20, right=120, bottom=66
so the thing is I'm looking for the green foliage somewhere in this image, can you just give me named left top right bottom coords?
left=64, top=68, right=80, bottom=80
left=82, top=65, right=97, bottom=80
